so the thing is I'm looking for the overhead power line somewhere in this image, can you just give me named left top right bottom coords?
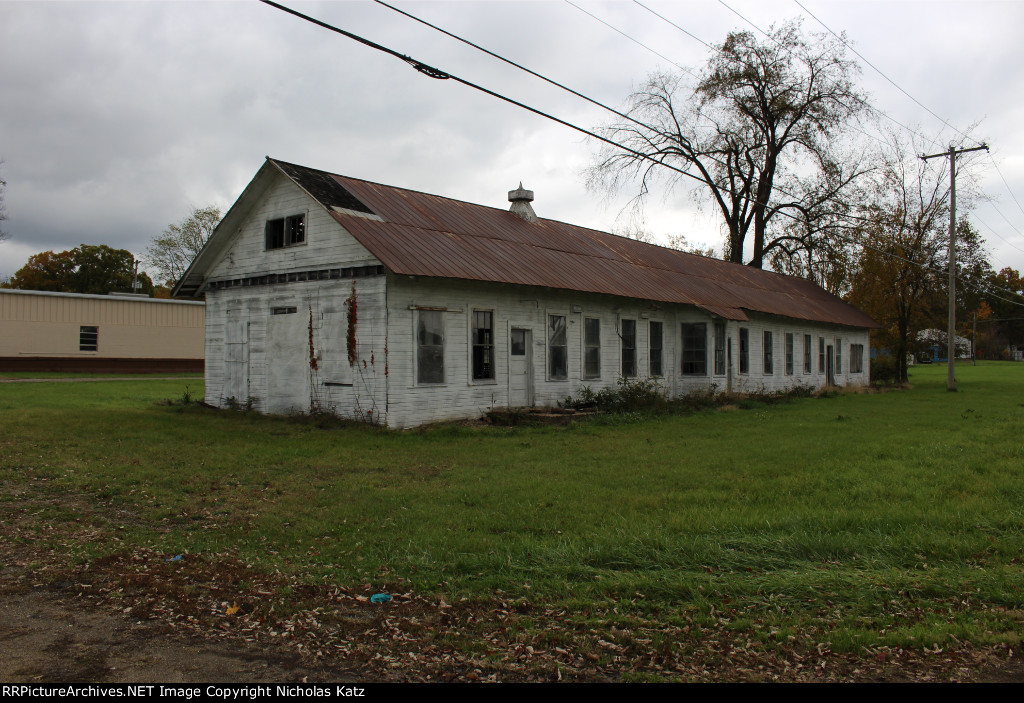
left=562, top=0, right=697, bottom=78
left=260, top=0, right=1024, bottom=296
left=793, top=0, right=983, bottom=150
left=632, top=1, right=715, bottom=51
left=990, top=158, right=1024, bottom=220
left=257, top=0, right=709, bottom=190
left=373, top=0, right=644, bottom=133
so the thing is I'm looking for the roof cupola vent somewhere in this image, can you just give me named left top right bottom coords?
left=508, top=182, right=537, bottom=222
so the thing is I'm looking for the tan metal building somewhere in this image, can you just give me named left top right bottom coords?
left=0, top=289, right=204, bottom=372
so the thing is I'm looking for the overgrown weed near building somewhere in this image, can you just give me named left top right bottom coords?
left=559, top=377, right=822, bottom=418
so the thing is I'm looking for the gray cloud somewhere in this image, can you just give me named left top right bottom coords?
left=2, top=0, right=1023, bottom=280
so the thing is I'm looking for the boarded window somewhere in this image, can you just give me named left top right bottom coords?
left=763, top=330, right=774, bottom=375
left=583, top=317, right=601, bottom=379
left=714, top=322, right=726, bottom=375
left=785, top=333, right=794, bottom=375
left=649, top=321, right=663, bottom=377
left=548, top=314, right=567, bottom=380
left=850, top=344, right=864, bottom=373
left=79, top=326, right=98, bottom=352
left=266, top=214, right=305, bottom=250
left=472, top=310, right=494, bottom=380
left=739, top=328, right=749, bottom=374
left=681, top=322, right=707, bottom=375
left=804, top=334, right=812, bottom=373
left=417, top=310, right=444, bottom=384
left=621, top=319, right=637, bottom=377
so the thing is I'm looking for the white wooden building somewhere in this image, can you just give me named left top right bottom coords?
left=174, top=158, right=877, bottom=428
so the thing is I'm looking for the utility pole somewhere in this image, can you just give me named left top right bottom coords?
left=921, top=143, right=988, bottom=391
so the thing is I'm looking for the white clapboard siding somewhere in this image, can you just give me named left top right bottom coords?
left=206, top=171, right=379, bottom=281
left=382, top=276, right=871, bottom=428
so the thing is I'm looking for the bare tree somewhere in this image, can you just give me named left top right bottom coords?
left=589, top=19, right=868, bottom=269
left=846, top=130, right=987, bottom=382
left=145, top=205, right=221, bottom=287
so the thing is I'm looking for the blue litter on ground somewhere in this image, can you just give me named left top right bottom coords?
left=167, top=555, right=183, bottom=563
left=370, top=593, right=392, bottom=604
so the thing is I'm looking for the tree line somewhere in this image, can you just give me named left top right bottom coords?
left=1, top=206, right=220, bottom=298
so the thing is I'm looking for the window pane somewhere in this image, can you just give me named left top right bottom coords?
left=472, top=310, right=494, bottom=380
left=804, top=334, right=812, bottom=373
left=739, top=328, right=749, bottom=374
left=649, top=321, right=663, bottom=377
left=510, top=329, right=526, bottom=356
left=785, top=333, right=794, bottom=375
left=682, top=322, right=707, bottom=375
left=621, top=319, right=636, bottom=377
left=417, top=310, right=444, bottom=383
left=79, top=326, right=98, bottom=352
left=286, top=215, right=305, bottom=245
left=852, top=344, right=864, bottom=373
left=713, top=322, right=725, bottom=375
left=584, top=317, right=600, bottom=379
left=763, top=330, right=774, bottom=375
left=548, top=315, right=567, bottom=379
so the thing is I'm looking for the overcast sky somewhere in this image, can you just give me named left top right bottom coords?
left=2, top=0, right=1023, bottom=283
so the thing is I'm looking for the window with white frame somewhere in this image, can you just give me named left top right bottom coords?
left=584, top=317, right=601, bottom=379
left=835, top=337, right=843, bottom=374
left=819, top=336, right=825, bottom=373
left=472, top=310, right=494, bottom=380
left=416, top=310, right=444, bottom=384
left=681, top=322, right=707, bottom=375
left=803, top=334, right=812, bottom=373
left=850, top=343, right=864, bottom=373
left=739, top=328, right=749, bottom=374
left=548, top=314, right=568, bottom=380
left=649, top=321, right=663, bottom=377
left=785, top=332, right=794, bottom=375
left=763, top=330, right=774, bottom=375
left=714, top=322, right=726, bottom=375
left=621, top=319, right=637, bottom=377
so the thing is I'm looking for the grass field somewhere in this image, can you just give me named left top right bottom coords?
left=1, top=363, right=1022, bottom=680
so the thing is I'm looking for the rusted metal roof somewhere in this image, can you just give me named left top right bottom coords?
left=270, top=159, right=878, bottom=329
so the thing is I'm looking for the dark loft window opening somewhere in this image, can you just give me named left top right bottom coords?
left=266, top=214, right=306, bottom=250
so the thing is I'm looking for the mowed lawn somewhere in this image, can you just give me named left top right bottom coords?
left=1, top=363, right=1022, bottom=673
